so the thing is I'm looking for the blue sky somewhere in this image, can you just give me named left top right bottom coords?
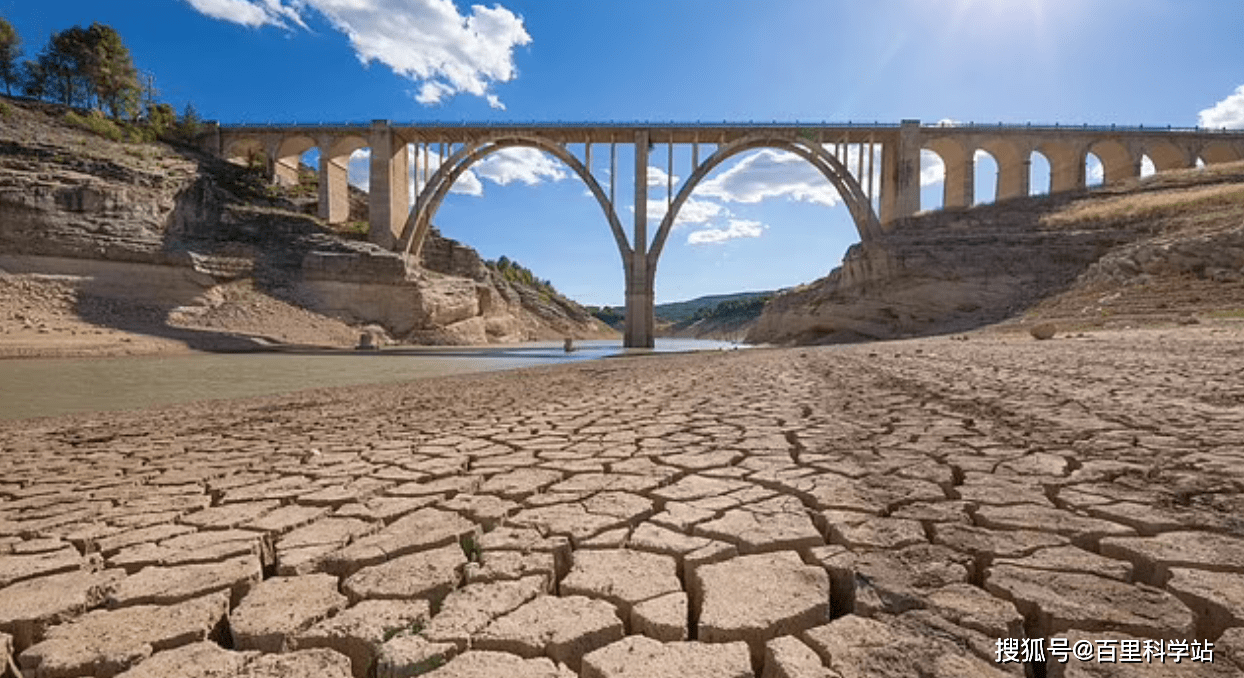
left=4, top=0, right=1244, bottom=305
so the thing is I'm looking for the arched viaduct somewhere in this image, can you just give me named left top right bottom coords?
left=200, top=120, right=1244, bottom=348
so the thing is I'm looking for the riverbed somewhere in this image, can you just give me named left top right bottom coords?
left=0, top=338, right=744, bottom=421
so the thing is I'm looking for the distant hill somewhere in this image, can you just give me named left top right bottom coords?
left=654, top=291, right=776, bottom=324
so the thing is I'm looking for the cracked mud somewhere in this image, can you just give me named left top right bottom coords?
left=3, top=326, right=1244, bottom=677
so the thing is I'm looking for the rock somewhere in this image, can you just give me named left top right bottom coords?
left=994, top=545, right=1134, bottom=582
left=230, top=573, right=348, bottom=653
left=111, top=641, right=251, bottom=677
left=295, top=599, right=431, bottom=678
left=0, top=568, right=126, bottom=652
left=985, top=564, right=1195, bottom=640
left=463, top=550, right=556, bottom=589
left=819, top=512, right=926, bottom=551
left=419, top=650, right=576, bottom=678
left=0, top=547, right=100, bottom=588
left=105, top=554, right=262, bottom=608
left=692, top=551, right=830, bottom=668
left=1164, top=567, right=1244, bottom=641
left=808, top=543, right=971, bottom=617
left=1030, top=323, right=1058, bottom=340
left=761, top=635, right=839, bottom=678
left=800, top=615, right=1014, bottom=678
left=236, top=648, right=356, bottom=677
left=693, top=497, right=824, bottom=554
left=374, top=635, right=457, bottom=678
left=973, top=504, right=1135, bottom=549
left=924, top=583, right=1026, bottom=639
left=1099, top=531, right=1244, bottom=586
left=473, top=595, right=624, bottom=672
left=581, top=636, right=753, bottom=678
left=319, top=507, right=478, bottom=578
left=341, top=543, right=466, bottom=605
left=274, top=517, right=379, bottom=575
left=18, top=592, right=229, bottom=678
left=560, top=549, right=682, bottom=619
left=630, top=591, right=688, bottom=642
left=421, top=576, right=546, bottom=651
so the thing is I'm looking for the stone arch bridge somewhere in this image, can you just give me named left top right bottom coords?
left=200, top=120, right=1244, bottom=348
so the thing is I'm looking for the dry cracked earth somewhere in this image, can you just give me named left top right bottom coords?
left=3, top=325, right=1244, bottom=678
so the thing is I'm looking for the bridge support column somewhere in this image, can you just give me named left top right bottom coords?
left=624, top=130, right=655, bottom=349
left=318, top=144, right=350, bottom=224
left=943, top=155, right=974, bottom=209
left=996, top=158, right=1029, bottom=201
left=879, top=120, right=921, bottom=227
left=368, top=121, right=409, bottom=250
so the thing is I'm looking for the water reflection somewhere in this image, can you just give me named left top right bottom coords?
left=0, top=339, right=744, bottom=421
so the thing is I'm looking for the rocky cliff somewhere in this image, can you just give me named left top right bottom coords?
left=749, top=162, right=1244, bottom=345
left=0, top=97, right=613, bottom=351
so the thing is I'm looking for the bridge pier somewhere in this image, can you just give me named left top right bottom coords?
left=368, top=121, right=409, bottom=250
left=624, top=130, right=655, bottom=349
left=879, top=120, right=922, bottom=226
left=317, top=145, right=350, bottom=224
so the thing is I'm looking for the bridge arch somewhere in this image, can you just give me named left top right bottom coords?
left=1200, top=141, right=1243, bottom=165
left=1038, top=140, right=1085, bottom=193
left=922, top=137, right=969, bottom=209
left=223, top=136, right=266, bottom=168
left=397, top=134, right=630, bottom=271
left=648, top=134, right=880, bottom=273
left=1087, top=139, right=1138, bottom=185
left=1028, top=149, right=1052, bottom=196
left=978, top=139, right=1027, bottom=201
left=317, top=134, right=369, bottom=224
left=1143, top=140, right=1193, bottom=172
left=273, top=135, right=317, bottom=187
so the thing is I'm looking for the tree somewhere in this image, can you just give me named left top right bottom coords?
left=178, top=102, right=201, bottom=138
left=41, top=26, right=93, bottom=107
left=0, top=16, right=20, bottom=96
left=84, top=23, right=138, bottom=119
left=147, top=101, right=175, bottom=136
left=19, top=59, right=44, bottom=99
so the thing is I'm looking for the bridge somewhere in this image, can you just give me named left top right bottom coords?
left=199, top=120, right=1244, bottom=348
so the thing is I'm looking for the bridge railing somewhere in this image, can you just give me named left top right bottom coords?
left=211, top=119, right=1242, bottom=134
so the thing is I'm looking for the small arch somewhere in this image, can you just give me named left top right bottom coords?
left=273, top=135, right=317, bottom=187
left=648, top=134, right=877, bottom=274
left=1144, top=140, right=1192, bottom=172
left=978, top=139, right=1026, bottom=201
left=973, top=149, right=999, bottom=205
left=1200, top=141, right=1243, bottom=165
left=224, top=136, right=265, bottom=169
left=398, top=135, right=629, bottom=268
left=1039, top=141, right=1083, bottom=193
left=1085, top=152, right=1105, bottom=188
left=1140, top=155, right=1156, bottom=179
left=919, top=148, right=948, bottom=211
left=1087, top=140, right=1137, bottom=185
left=1029, top=150, right=1051, bottom=196
left=922, top=137, right=968, bottom=209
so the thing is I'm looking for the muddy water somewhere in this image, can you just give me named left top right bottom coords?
left=0, top=339, right=743, bottom=421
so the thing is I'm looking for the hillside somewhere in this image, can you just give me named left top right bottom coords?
left=750, top=162, right=1244, bottom=345
left=653, top=290, right=775, bottom=324
left=0, top=96, right=615, bottom=357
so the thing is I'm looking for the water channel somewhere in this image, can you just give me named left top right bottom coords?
left=0, top=339, right=744, bottom=422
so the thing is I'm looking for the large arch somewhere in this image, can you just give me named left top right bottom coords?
left=648, top=134, right=879, bottom=273
left=397, top=134, right=630, bottom=270
left=223, top=136, right=266, bottom=168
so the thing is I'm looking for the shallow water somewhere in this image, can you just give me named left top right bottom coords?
left=0, top=339, right=744, bottom=421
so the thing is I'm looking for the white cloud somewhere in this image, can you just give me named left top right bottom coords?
left=920, top=150, right=945, bottom=186
left=646, top=198, right=729, bottom=227
left=687, top=219, right=766, bottom=245
left=1086, top=155, right=1104, bottom=184
left=697, top=150, right=842, bottom=207
left=184, top=0, right=531, bottom=108
left=647, top=166, right=681, bottom=189
left=184, top=0, right=282, bottom=27
left=1199, top=85, right=1244, bottom=129
left=473, top=147, right=567, bottom=186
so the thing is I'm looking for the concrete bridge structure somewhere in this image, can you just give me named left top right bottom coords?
left=200, top=120, right=1244, bottom=348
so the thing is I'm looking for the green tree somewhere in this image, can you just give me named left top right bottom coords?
left=84, top=23, right=138, bottom=119
left=177, top=102, right=201, bottom=138
left=0, top=16, right=20, bottom=96
left=19, top=59, right=45, bottom=99
left=146, top=101, right=176, bottom=136
left=41, top=25, right=93, bottom=107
